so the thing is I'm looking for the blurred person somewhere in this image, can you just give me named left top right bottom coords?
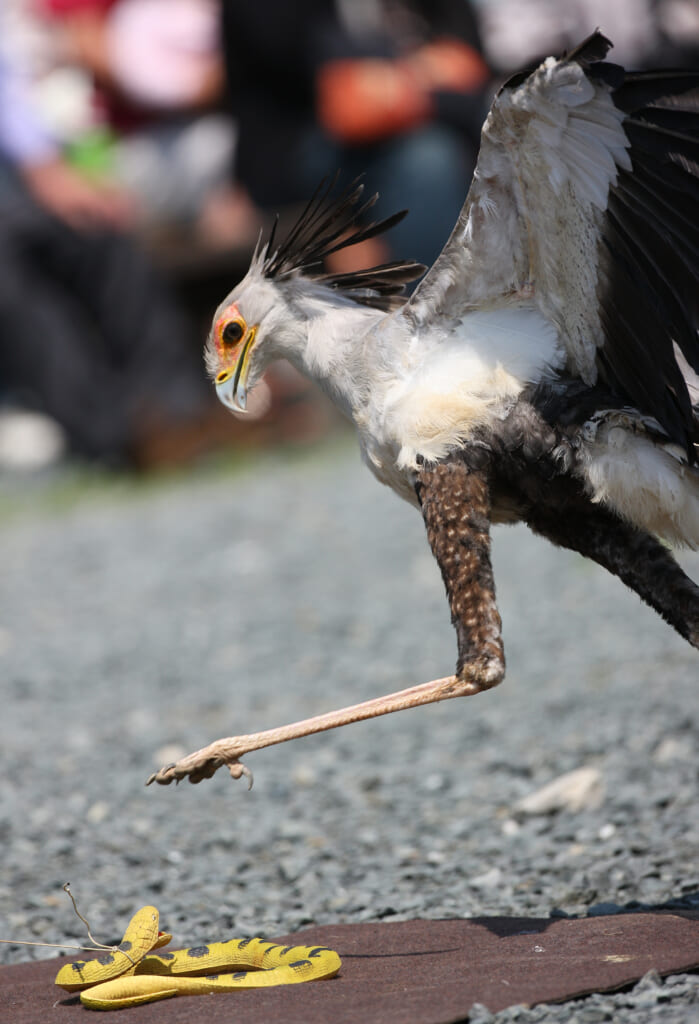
left=0, top=19, right=236, bottom=469
left=472, top=0, right=699, bottom=73
left=35, top=0, right=258, bottom=247
left=220, top=0, right=492, bottom=273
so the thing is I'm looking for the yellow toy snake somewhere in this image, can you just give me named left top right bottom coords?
left=55, top=905, right=341, bottom=1010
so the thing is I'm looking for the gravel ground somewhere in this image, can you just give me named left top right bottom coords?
left=1, top=437, right=698, bottom=1022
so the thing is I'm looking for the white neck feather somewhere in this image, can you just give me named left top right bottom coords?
left=279, top=282, right=386, bottom=419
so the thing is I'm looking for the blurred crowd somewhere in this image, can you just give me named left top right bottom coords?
left=0, top=0, right=697, bottom=471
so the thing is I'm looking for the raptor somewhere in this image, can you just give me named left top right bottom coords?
left=149, top=32, right=699, bottom=789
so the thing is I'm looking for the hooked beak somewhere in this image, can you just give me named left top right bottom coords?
left=215, top=326, right=257, bottom=413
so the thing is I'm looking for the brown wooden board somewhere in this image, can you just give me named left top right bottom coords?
left=3, top=913, right=698, bottom=1023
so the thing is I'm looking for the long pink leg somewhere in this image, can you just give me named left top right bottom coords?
left=148, top=457, right=506, bottom=789
left=146, top=673, right=485, bottom=787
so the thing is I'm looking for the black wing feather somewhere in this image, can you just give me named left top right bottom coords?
left=589, top=50, right=699, bottom=458
left=499, top=31, right=615, bottom=94
left=566, top=31, right=614, bottom=67
left=599, top=221, right=696, bottom=447
left=611, top=70, right=699, bottom=113
left=608, top=187, right=699, bottom=367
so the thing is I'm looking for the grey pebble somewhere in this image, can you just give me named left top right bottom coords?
left=1, top=443, right=698, bottom=1024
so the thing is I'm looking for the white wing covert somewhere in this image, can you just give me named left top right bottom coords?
left=408, top=32, right=699, bottom=460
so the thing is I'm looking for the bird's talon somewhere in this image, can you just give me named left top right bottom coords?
left=229, top=761, right=254, bottom=789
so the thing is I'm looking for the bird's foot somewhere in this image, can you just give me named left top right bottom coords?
left=145, top=674, right=488, bottom=792
left=146, top=738, right=254, bottom=788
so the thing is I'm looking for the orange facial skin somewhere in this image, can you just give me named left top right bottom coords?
left=214, top=302, right=246, bottom=366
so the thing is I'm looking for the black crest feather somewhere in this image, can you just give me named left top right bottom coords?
left=261, top=174, right=425, bottom=311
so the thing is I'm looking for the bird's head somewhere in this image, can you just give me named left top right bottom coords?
left=204, top=177, right=424, bottom=415
left=205, top=269, right=302, bottom=414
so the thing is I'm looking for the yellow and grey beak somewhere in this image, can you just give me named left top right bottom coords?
left=215, top=326, right=257, bottom=413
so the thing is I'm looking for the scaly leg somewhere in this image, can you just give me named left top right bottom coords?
left=148, top=454, right=503, bottom=787
left=526, top=502, right=699, bottom=649
left=416, top=457, right=505, bottom=683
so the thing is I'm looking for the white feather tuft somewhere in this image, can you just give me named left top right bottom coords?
left=578, top=429, right=699, bottom=547
left=378, top=306, right=563, bottom=468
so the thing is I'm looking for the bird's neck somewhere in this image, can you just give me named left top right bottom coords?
left=283, top=291, right=386, bottom=420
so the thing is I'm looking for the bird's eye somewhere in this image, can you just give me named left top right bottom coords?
left=222, top=319, right=245, bottom=345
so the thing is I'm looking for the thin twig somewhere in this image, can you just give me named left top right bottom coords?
left=0, top=938, right=111, bottom=953
left=62, top=884, right=114, bottom=951
left=0, top=884, right=137, bottom=967
left=63, top=883, right=138, bottom=967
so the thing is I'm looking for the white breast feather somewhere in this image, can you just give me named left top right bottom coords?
left=366, top=306, right=563, bottom=472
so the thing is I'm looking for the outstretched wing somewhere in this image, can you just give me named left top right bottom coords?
left=408, top=32, right=699, bottom=459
